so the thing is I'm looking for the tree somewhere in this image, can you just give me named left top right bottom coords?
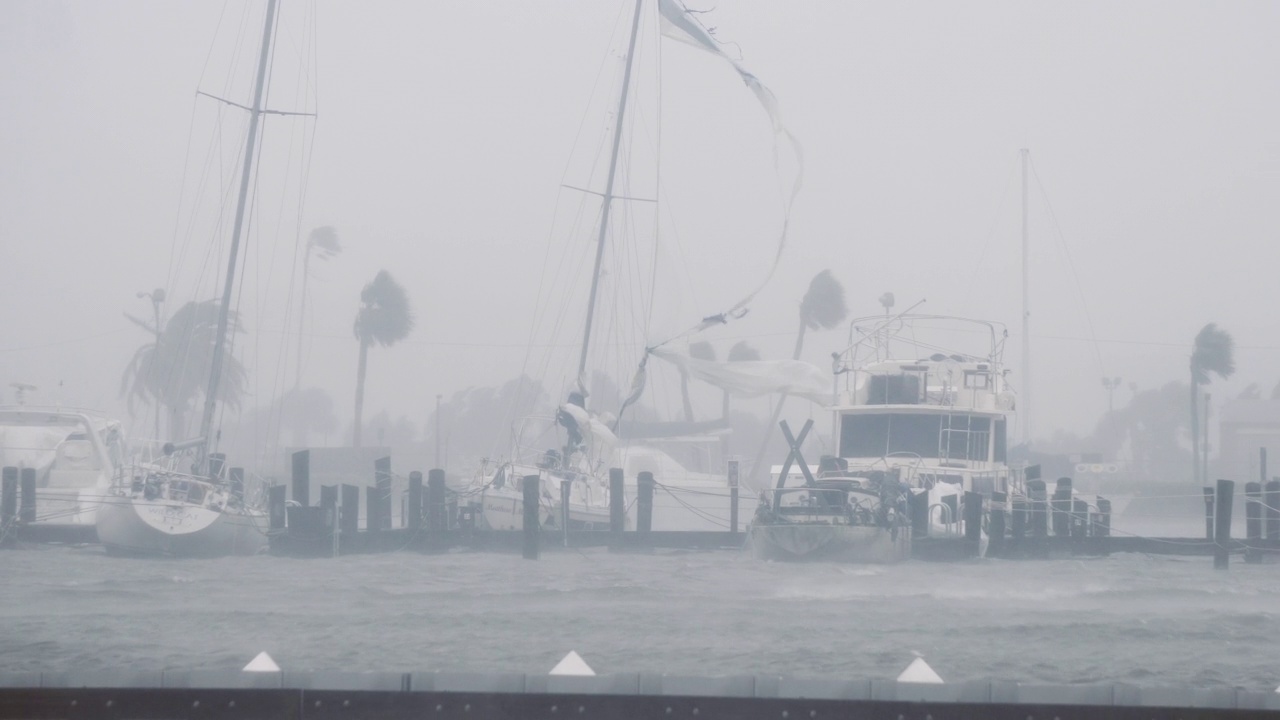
left=120, top=299, right=247, bottom=440
left=747, top=270, right=848, bottom=486
left=296, top=226, right=342, bottom=390
left=352, top=270, right=414, bottom=447
left=1189, top=323, right=1235, bottom=485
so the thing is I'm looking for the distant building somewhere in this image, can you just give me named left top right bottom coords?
left=1217, top=400, right=1280, bottom=483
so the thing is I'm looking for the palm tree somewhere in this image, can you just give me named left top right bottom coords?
left=120, top=299, right=248, bottom=440
left=352, top=270, right=414, bottom=447
left=296, top=227, right=342, bottom=390
left=1190, top=323, right=1234, bottom=485
left=747, top=270, right=848, bottom=486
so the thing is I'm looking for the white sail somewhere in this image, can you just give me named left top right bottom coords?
left=650, top=347, right=829, bottom=404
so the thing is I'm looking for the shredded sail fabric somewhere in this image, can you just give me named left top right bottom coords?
left=651, top=347, right=830, bottom=404
left=657, top=0, right=805, bottom=340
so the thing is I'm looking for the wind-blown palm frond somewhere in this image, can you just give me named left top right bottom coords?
left=119, top=299, right=248, bottom=438
left=307, top=226, right=341, bottom=259
left=1190, top=323, right=1235, bottom=385
left=799, top=269, right=848, bottom=331
left=354, top=270, right=414, bottom=347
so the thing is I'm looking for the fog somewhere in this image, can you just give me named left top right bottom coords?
left=2, top=0, right=1278, bottom=469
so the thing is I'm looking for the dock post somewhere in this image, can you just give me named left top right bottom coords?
left=340, top=484, right=360, bottom=535
left=1051, top=477, right=1071, bottom=537
left=291, top=450, right=310, bottom=507
left=1267, top=478, right=1280, bottom=547
left=1, top=467, right=17, bottom=547
left=365, top=486, right=379, bottom=533
left=1203, top=487, right=1215, bottom=540
left=375, top=457, right=392, bottom=531
left=1094, top=497, right=1111, bottom=537
left=522, top=475, right=540, bottom=560
left=408, top=472, right=423, bottom=531
left=560, top=479, right=571, bottom=547
left=229, top=467, right=245, bottom=503
left=910, top=489, right=929, bottom=538
left=267, top=484, right=286, bottom=531
left=987, top=492, right=1006, bottom=558
left=19, top=468, right=36, bottom=524
left=428, top=469, right=447, bottom=533
left=1245, top=481, right=1262, bottom=564
left=320, top=485, right=338, bottom=556
left=728, top=460, right=740, bottom=534
left=1028, top=479, right=1048, bottom=557
left=637, top=472, right=654, bottom=534
left=1070, top=498, right=1088, bottom=540
left=963, top=491, right=982, bottom=552
left=609, top=467, right=625, bottom=548
left=1010, top=497, right=1026, bottom=554
left=1214, top=478, right=1234, bottom=570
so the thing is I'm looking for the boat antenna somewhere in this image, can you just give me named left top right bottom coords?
left=197, top=0, right=279, bottom=473
left=575, top=0, right=645, bottom=398
left=1020, top=147, right=1031, bottom=446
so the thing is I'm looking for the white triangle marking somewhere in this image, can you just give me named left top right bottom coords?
left=243, top=651, right=281, bottom=672
left=897, top=657, right=944, bottom=684
left=549, top=650, right=595, bottom=676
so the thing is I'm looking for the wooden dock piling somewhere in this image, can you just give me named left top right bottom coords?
left=1070, top=499, right=1088, bottom=540
left=1, top=467, right=16, bottom=547
left=1051, top=477, right=1071, bottom=537
left=728, top=460, right=739, bottom=534
left=559, top=479, right=571, bottom=547
left=340, top=484, right=359, bottom=535
left=374, top=457, right=392, bottom=531
left=637, top=472, right=654, bottom=535
left=427, top=469, right=447, bottom=532
left=1245, top=481, right=1262, bottom=564
left=1094, top=497, right=1111, bottom=537
left=987, top=492, right=1007, bottom=558
left=1028, top=479, right=1048, bottom=557
left=963, top=491, right=982, bottom=551
left=609, top=468, right=625, bottom=534
left=1203, top=486, right=1215, bottom=540
left=291, top=450, right=310, bottom=507
left=1214, top=478, right=1234, bottom=570
left=1010, top=497, right=1026, bottom=546
left=910, top=489, right=928, bottom=538
left=267, top=484, right=287, bottom=531
left=1266, top=478, right=1280, bottom=543
left=522, top=475, right=539, bottom=560
left=319, top=485, right=338, bottom=532
left=18, top=468, right=36, bottom=524
left=407, top=472, right=423, bottom=531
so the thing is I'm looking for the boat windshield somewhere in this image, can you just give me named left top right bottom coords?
left=840, top=413, right=1007, bottom=463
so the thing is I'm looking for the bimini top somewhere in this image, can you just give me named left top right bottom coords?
left=831, top=315, right=1016, bottom=413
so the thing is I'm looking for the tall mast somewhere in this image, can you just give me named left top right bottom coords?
left=1020, top=147, right=1031, bottom=446
left=197, top=0, right=279, bottom=469
left=576, top=0, right=645, bottom=390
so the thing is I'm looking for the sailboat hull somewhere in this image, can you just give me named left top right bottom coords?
left=95, top=496, right=267, bottom=557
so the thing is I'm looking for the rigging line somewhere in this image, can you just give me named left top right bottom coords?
left=505, top=0, right=630, bottom=435
left=960, top=152, right=1019, bottom=308
left=1030, top=159, right=1106, bottom=377
left=646, top=0, right=663, bottom=342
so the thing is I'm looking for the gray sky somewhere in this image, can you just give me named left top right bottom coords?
left=1, top=0, right=1278, bottom=446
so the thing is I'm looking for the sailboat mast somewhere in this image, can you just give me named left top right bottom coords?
left=1020, top=147, right=1031, bottom=446
left=576, top=0, right=645, bottom=388
left=197, top=0, right=279, bottom=468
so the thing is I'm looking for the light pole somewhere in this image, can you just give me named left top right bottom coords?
left=1101, top=376, right=1122, bottom=413
left=137, top=288, right=166, bottom=440
left=434, top=393, right=443, bottom=470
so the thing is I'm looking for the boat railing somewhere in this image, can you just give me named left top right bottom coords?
left=929, top=501, right=960, bottom=537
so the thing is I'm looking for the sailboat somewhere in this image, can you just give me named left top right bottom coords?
left=473, top=0, right=815, bottom=533
left=95, top=0, right=288, bottom=557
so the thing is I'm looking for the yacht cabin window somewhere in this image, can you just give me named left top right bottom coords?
left=839, top=412, right=996, bottom=462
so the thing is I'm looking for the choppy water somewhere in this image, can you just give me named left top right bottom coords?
left=2, top=536, right=1279, bottom=690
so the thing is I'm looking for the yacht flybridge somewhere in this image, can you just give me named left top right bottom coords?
left=830, top=314, right=1021, bottom=500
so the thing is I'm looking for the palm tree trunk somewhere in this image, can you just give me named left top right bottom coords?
left=746, top=322, right=809, bottom=488
left=1189, top=372, right=1199, bottom=486
left=353, top=338, right=369, bottom=448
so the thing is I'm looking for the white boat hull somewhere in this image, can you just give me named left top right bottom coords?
left=747, top=523, right=911, bottom=563
left=95, top=496, right=267, bottom=557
